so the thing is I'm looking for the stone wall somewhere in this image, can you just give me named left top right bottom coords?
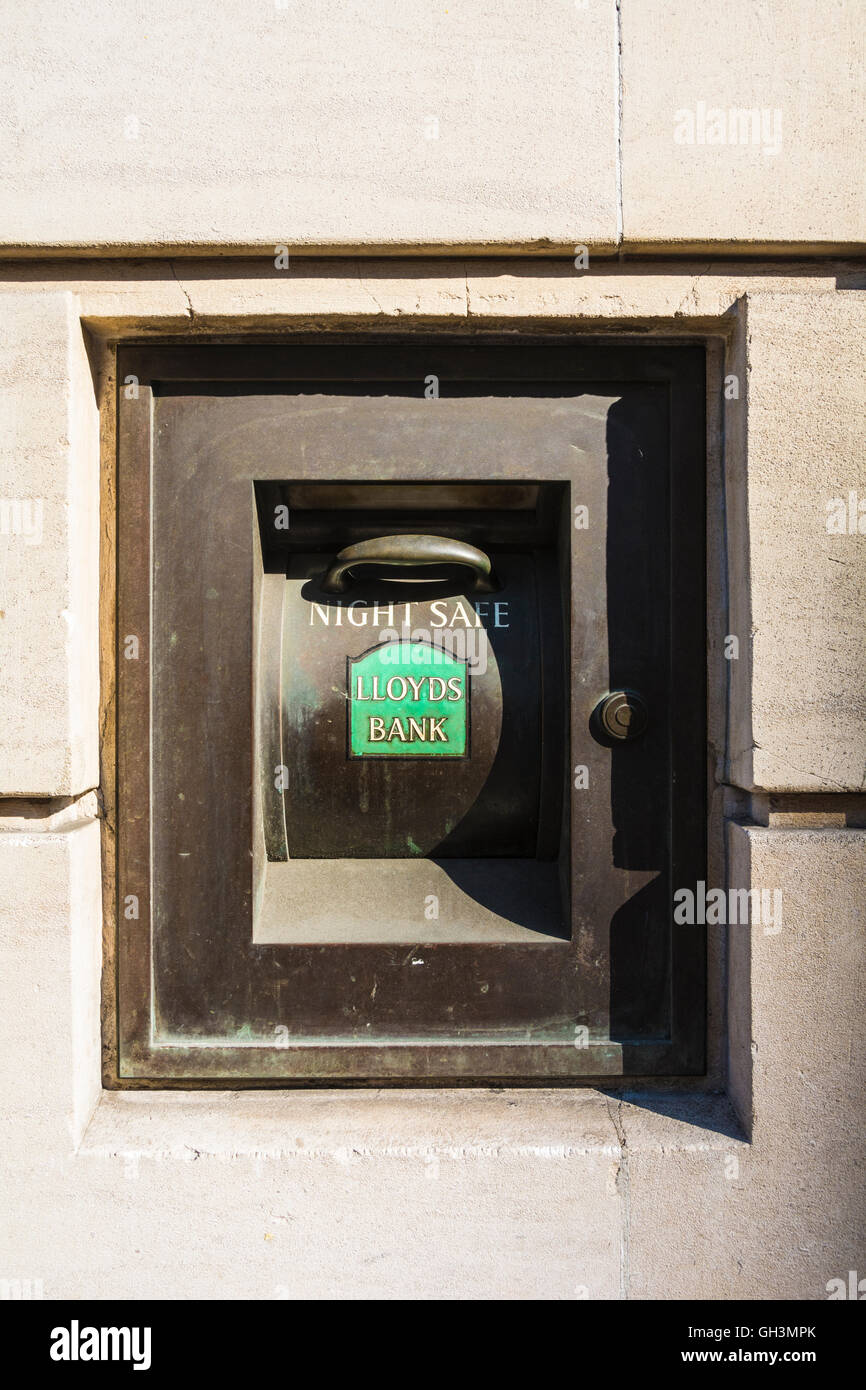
left=0, top=1, right=863, bottom=1299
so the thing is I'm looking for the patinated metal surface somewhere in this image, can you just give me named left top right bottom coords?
left=113, top=340, right=707, bottom=1085
left=281, top=553, right=542, bottom=858
left=321, top=533, right=495, bottom=593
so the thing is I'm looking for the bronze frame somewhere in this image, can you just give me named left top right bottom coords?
left=111, top=338, right=707, bottom=1086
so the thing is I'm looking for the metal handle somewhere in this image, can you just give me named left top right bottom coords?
left=321, top=534, right=495, bottom=594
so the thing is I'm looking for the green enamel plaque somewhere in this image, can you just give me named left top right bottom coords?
left=348, top=641, right=469, bottom=758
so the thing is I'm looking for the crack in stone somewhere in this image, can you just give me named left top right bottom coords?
left=606, top=1095, right=630, bottom=1300
left=756, top=752, right=855, bottom=792
left=169, top=261, right=195, bottom=321
left=356, top=259, right=386, bottom=316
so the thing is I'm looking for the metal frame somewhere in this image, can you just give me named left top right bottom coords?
left=113, top=338, right=707, bottom=1085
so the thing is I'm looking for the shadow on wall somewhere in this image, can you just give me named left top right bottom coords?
left=604, top=393, right=677, bottom=1045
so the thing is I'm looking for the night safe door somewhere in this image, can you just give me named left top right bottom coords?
left=274, top=542, right=554, bottom=860
left=115, top=342, right=706, bottom=1085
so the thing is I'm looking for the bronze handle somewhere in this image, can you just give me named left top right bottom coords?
left=321, top=534, right=496, bottom=594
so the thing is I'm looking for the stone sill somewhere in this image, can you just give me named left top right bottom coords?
left=0, top=239, right=863, bottom=261
left=78, top=1088, right=745, bottom=1162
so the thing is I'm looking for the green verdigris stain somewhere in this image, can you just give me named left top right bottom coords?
left=349, top=641, right=468, bottom=758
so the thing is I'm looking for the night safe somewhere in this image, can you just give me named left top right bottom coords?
left=271, top=532, right=560, bottom=858
left=254, top=481, right=569, bottom=942
left=114, top=341, right=707, bottom=1085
